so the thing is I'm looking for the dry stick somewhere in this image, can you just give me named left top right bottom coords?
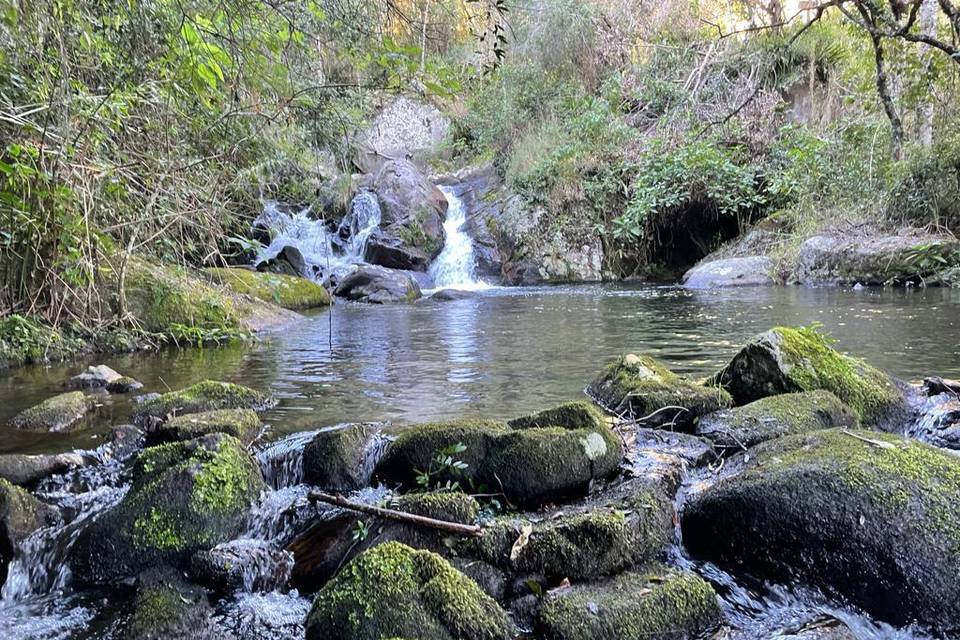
left=308, top=492, right=484, bottom=538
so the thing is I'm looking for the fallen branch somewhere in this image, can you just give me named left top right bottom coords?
left=308, top=491, right=484, bottom=537
left=924, top=376, right=960, bottom=398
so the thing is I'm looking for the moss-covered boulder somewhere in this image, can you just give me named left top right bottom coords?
left=681, top=429, right=960, bottom=633
left=9, top=391, right=94, bottom=432
left=152, top=409, right=262, bottom=445
left=588, top=354, right=731, bottom=430
left=474, top=500, right=671, bottom=582
left=121, top=569, right=221, bottom=640
left=305, top=541, right=512, bottom=640
left=712, top=327, right=905, bottom=427
left=1, top=478, right=56, bottom=581
left=374, top=410, right=623, bottom=508
left=203, top=267, right=331, bottom=310
left=507, top=400, right=610, bottom=431
left=303, top=423, right=381, bottom=491
left=132, top=380, right=275, bottom=427
left=536, top=567, right=722, bottom=640
left=70, top=433, right=264, bottom=584
left=393, top=491, right=480, bottom=524
left=696, top=390, right=858, bottom=450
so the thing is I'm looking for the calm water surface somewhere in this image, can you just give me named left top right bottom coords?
left=2, top=283, right=959, bottom=454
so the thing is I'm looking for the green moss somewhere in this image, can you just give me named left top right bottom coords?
left=160, top=409, right=262, bottom=444
left=126, top=584, right=184, bottom=637
left=134, top=380, right=275, bottom=424
left=475, top=507, right=665, bottom=580
left=697, top=390, right=858, bottom=449
left=394, top=492, right=479, bottom=524
left=133, top=508, right=186, bottom=551
left=772, top=326, right=902, bottom=425
left=537, top=568, right=722, bottom=640
left=9, top=391, right=93, bottom=432
left=0, top=315, right=83, bottom=368
left=203, top=267, right=331, bottom=310
left=588, top=353, right=732, bottom=429
left=190, top=436, right=264, bottom=514
left=305, top=541, right=511, bottom=640
left=303, top=423, right=376, bottom=490
left=508, top=401, right=610, bottom=431
left=0, top=478, right=50, bottom=544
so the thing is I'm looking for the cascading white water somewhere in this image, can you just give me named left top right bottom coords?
left=428, top=185, right=488, bottom=290
left=253, top=192, right=381, bottom=280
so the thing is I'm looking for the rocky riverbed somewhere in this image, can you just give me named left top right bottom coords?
left=1, top=325, right=959, bottom=639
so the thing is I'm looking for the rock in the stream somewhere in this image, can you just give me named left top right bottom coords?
left=1, top=478, right=57, bottom=581
left=712, top=326, right=906, bottom=427
left=333, top=264, right=423, bottom=303
left=588, top=354, right=731, bottom=430
left=304, top=541, right=511, bottom=640
left=428, top=288, right=478, bottom=301
left=204, top=267, right=331, bottom=310
left=910, top=395, right=960, bottom=449
left=132, top=380, right=275, bottom=427
left=374, top=403, right=622, bottom=507
left=793, top=232, right=960, bottom=286
left=536, top=567, right=722, bottom=640
left=683, top=255, right=775, bottom=288
left=696, top=390, right=858, bottom=450
left=107, top=376, right=144, bottom=393
left=152, top=409, right=262, bottom=446
left=122, top=568, right=225, bottom=640
left=0, top=452, right=86, bottom=487
left=302, top=423, right=385, bottom=491
left=190, top=539, right=293, bottom=593
left=256, top=245, right=306, bottom=277
left=66, top=364, right=123, bottom=389
left=71, top=433, right=265, bottom=584
left=9, top=391, right=95, bottom=432
left=681, top=429, right=960, bottom=633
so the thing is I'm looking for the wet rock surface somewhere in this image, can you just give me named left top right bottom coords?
left=332, top=264, right=423, bottom=303
left=132, top=380, right=275, bottom=427
left=190, top=539, right=293, bottom=593
left=9, top=391, right=95, bottom=432
left=683, top=255, right=775, bottom=288
left=152, top=408, right=263, bottom=445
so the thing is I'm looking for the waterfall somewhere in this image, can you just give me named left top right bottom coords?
left=428, top=185, right=488, bottom=290
left=253, top=192, right=381, bottom=280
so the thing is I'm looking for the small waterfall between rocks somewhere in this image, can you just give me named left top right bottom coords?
left=253, top=191, right=381, bottom=280
left=428, top=185, right=488, bottom=290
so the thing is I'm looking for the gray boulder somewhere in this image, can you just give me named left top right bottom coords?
left=10, top=391, right=94, bottom=432
left=356, top=97, right=451, bottom=172
left=683, top=255, right=775, bottom=288
left=333, top=265, right=422, bottom=303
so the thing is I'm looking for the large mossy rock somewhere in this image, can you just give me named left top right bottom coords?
left=712, top=326, right=905, bottom=427
left=681, top=429, right=960, bottom=633
left=536, top=567, right=722, bottom=640
left=153, top=409, right=262, bottom=445
left=1, top=478, right=56, bottom=581
left=9, top=391, right=94, bottom=432
left=133, top=380, right=275, bottom=426
left=588, top=354, right=731, bottom=430
left=302, top=423, right=381, bottom=491
left=305, top=541, right=511, bottom=640
left=374, top=406, right=622, bottom=507
left=696, top=390, right=858, bottom=450
left=71, top=433, right=264, bottom=584
left=121, top=569, right=222, bottom=640
left=203, top=267, right=331, bottom=310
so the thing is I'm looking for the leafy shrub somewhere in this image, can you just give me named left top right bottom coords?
left=887, top=142, right=960, bottom=232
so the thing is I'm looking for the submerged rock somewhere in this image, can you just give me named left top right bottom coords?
left=374, top=406, right=622, bottom=508
left=428, top=288, right=478, bottom=301
left=107, top=376, right=144, bottom=393
left=203, top=267, right=331, bottom=310
left=121, top=568, right=224, bottom=640
left=304, top=541, right=511, bottom=640
left=333, top=264, right=423, bottom=303
left=536, top=567, right=722, bottom=640
left=683, top=255, right=775, bottom=288
left=588, top=354, right=731, bottom=430
left=66, top=364, right=123, bottom=389
left=696, top=390, right=858, bottom=450
left=1, top=478, right=56, bottom=581
left=10, top=391, right=94, bottom=432
left=71, top=433, right=265, bottom=584
left=681, top=429, right=960, bottom=633
left=190, top=539, right=293, bottom=593
left=132, top=380, right=275, bottom=427
left=712, top=326, right=905, bottom=427
left=153, top=409, right=262, bottom=446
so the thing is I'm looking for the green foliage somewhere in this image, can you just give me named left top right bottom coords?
left=415, top=442, right=470, bottom=493
left=888, top=140, right=960, bottom=231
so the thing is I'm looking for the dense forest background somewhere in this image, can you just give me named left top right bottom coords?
left=1, top=0, right=959, bottom=351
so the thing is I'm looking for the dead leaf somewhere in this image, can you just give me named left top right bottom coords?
left=510, top=523, right=533, bottom=561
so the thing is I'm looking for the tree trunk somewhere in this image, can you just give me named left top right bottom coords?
left=919, top=0, right=938, bottom=146
left=870, top=32, right=905, bottom=160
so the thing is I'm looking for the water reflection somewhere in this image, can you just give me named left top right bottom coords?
left=1, top=284, right=959, bottom=453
